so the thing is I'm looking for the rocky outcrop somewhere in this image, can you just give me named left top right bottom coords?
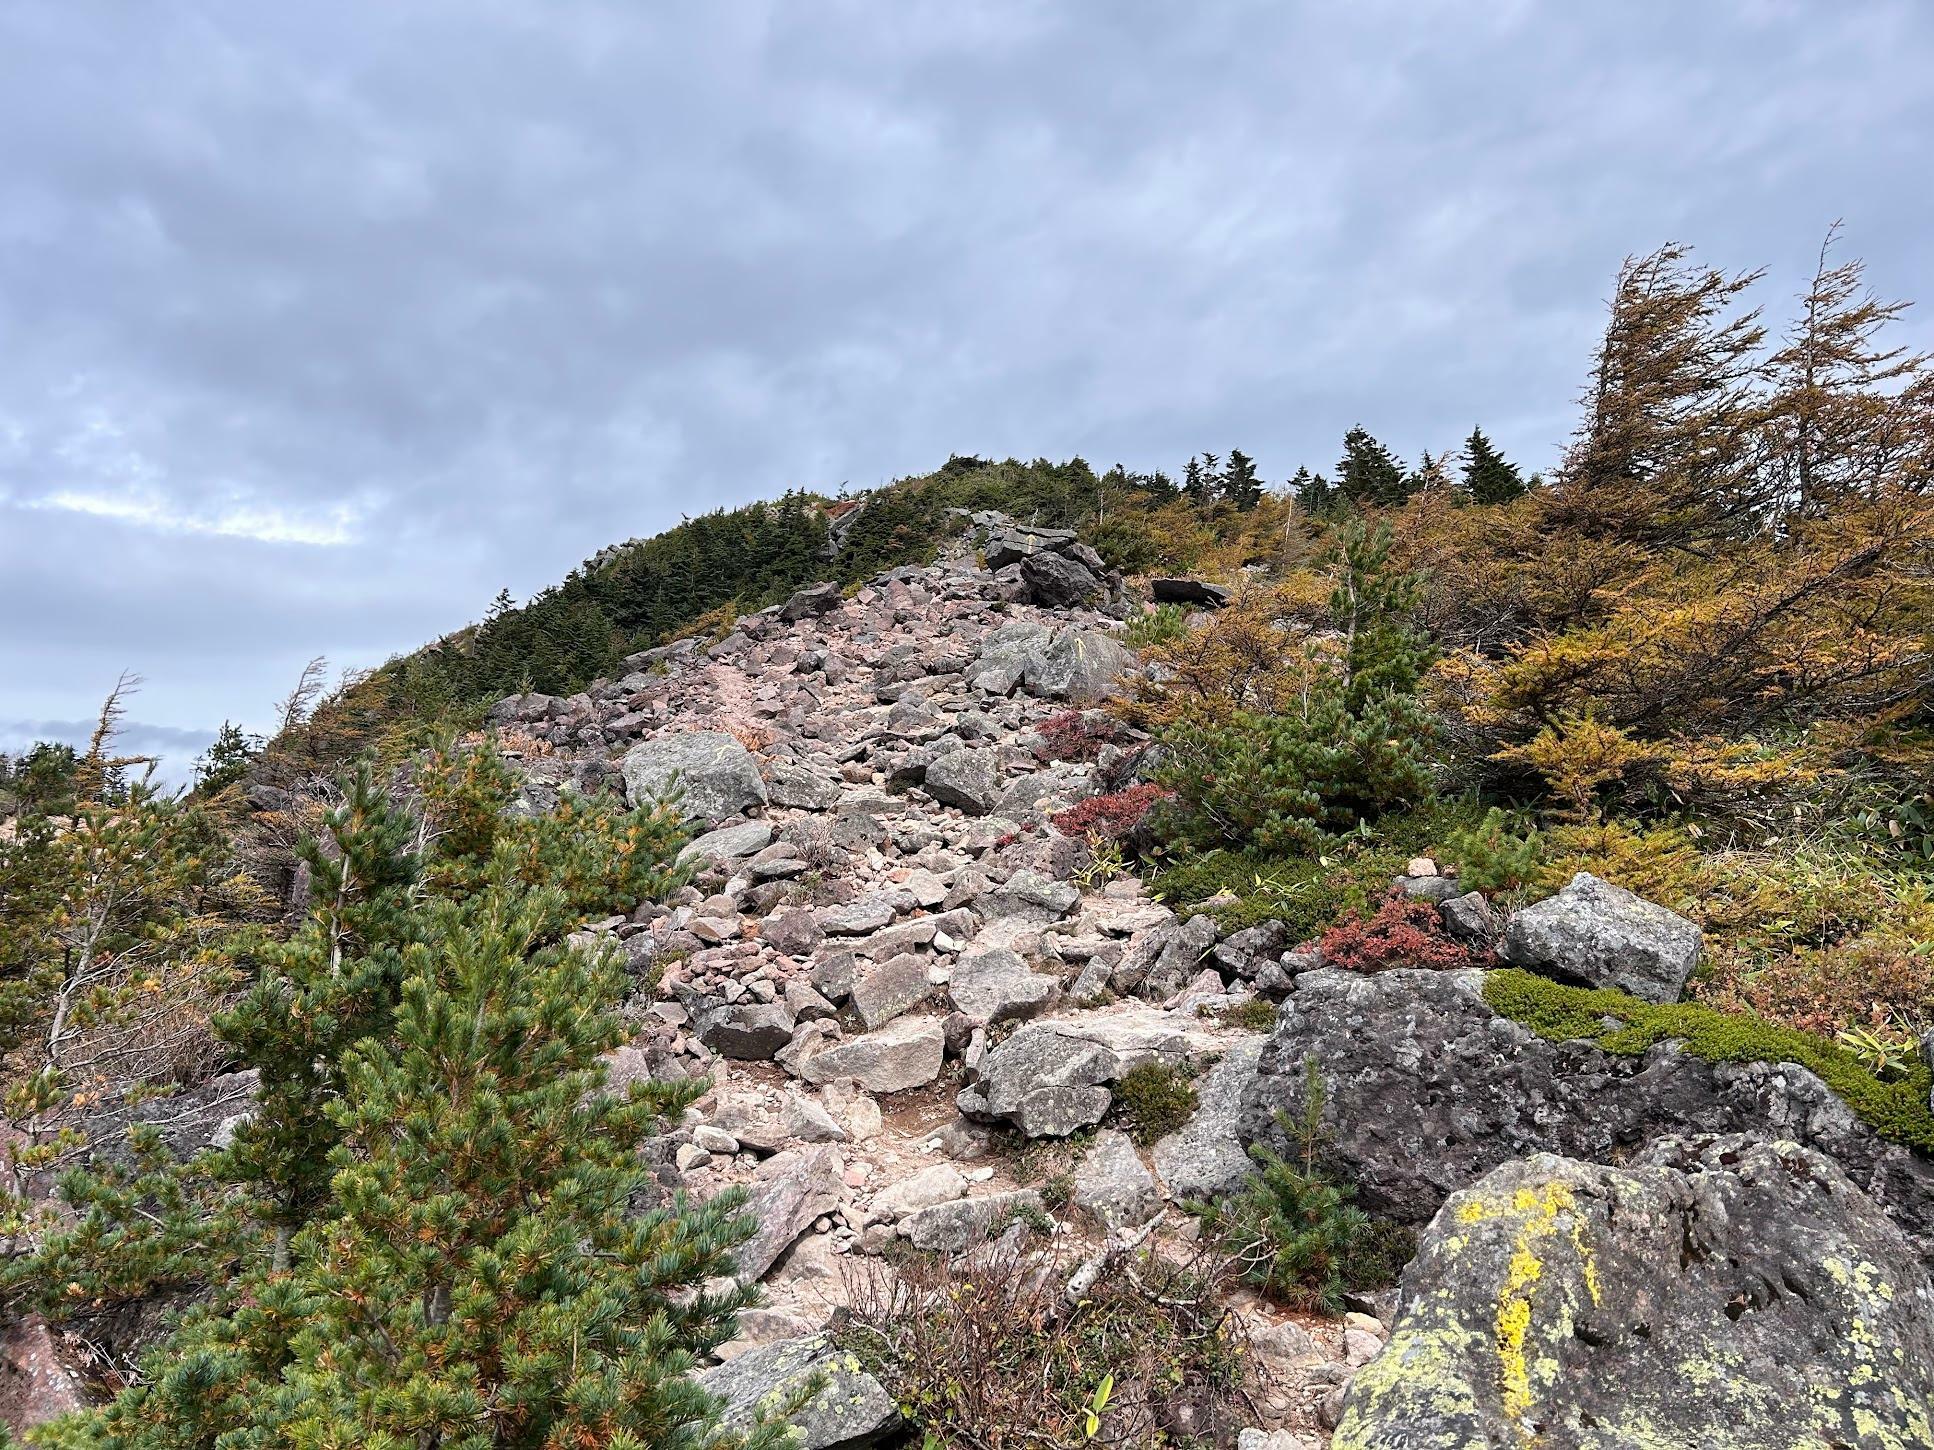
left=1335, top=1136, right=1934, bottom=1449
left=1245, top=967, right=1934, bottom=1261
left=621, top=730, right=767, bottom=824
left=1500, top=870, right=1702, bottom=1002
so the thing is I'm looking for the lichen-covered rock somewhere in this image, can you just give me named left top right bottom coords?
left=898, top=1189, right=1044, bottom=1251
left=960, top=1013, right=1195, bottom=1138
left=732, top=1145, right=845, bottom=1284
left=1022, top=627, right=1129, bottom=701
left=1335, top=1137, right=1934, bottom=1449
left=1245, top=968, right=1934, bottom=1264
left=1072, top=1129, right=1161, bottom=1231
left=621, top=730, right=767, bottom=824
left=1153, top=1038, right=1264, bottom=1200
left=697, top=1334, right=899, bottom=1449
left=1500, top=870, right=1702, bottom=1003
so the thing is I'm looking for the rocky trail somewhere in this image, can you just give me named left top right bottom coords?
left=488, top=516, right=1367, bottom=1445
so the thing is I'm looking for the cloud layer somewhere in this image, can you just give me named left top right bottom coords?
left=3, top=1, right=1930, bottom=773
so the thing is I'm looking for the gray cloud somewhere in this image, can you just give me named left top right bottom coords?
left=3, top=0, right=1930, bottom=777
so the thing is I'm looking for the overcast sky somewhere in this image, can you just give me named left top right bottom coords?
left=3, top=1, right=1931, bottom=780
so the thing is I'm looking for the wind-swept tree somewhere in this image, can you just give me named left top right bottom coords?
left=1548, top=243, right=1768, bottom=547
left=1764, top=222, right=1931, bottom=516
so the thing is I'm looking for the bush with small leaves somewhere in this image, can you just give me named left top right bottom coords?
left=1317, top=890, right=1485, bottom=972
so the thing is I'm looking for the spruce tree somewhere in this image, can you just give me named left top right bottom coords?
left=1461, top=427, right=1527, bottom=504
left=1289, top=467, right=1338, bottom=516
left=1182, top=456, right=1211, bottom=506
left=1335, top=427, right=1410, bottom=507
left=1220, top=449, right=1263, bottom=510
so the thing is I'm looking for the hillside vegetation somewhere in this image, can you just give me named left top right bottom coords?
left=2, top=232, right=1931, bottom=1444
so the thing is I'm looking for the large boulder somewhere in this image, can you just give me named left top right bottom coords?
left=946, top=948, right=1058, bottom=1025
left=1150, top=578, right=1230, bottom=609
left=1016, top=551, right=1106, bottom=609
left=1022, top=628, right=1130, bottom=702
left=1244, top=968, right=1934, bottom=1262
left=1153, top=1038, right=1265, bottom=1201
left=1072, top=1129, right=1162, bottom=1231
left=982, top=522, right=1081, bottom=569
left=798, top=1017, right=946, bottom=1094
left=622, top=731, right=767, bottom=825
left=898, top=1190, right=1044, bottom=1252
left=697, top=1335, right=899, bottom=1449
left=1500, top=871, right=1702, bottom=1003
left=733, top=1145, right=844, bottom=1284
left=923, top=748, right=1002, bottom=815
left=1335, top=1137, right=1934, bottom=1449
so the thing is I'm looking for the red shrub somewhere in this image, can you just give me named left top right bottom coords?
left=1050, top=783, right=1173, bottom=841
left=1035, top=710, right=1126, bottom=763
left=1318, top=890, right=1486, bottom=972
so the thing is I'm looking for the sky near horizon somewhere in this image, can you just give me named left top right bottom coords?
left=3, top=1, right=1931, bottom=779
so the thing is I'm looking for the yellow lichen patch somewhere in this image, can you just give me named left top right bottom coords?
left=1486, top=1179, right=1600, bottom=1433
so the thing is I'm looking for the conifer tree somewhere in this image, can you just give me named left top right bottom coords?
left=1460, top=427, right=1528, bottom=504
left=1182, top=455, right=1212, bottom=507
left=23, top=743, right=763, bottom=1448
left=1765, top=223, right=1930, bottom=515
left=1551, top=243, right=1768, bottom=547
left=1220, top=449, right=1263, bottom=511
left=1335, top=427, right=1409, bottom=507
left=250, top=880, right=777, bottom=1449
left=1289, top=467, right=1338, bottom=516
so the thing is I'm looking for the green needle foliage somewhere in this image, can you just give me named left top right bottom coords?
left=22, top=739, right=780, bottom=1450
left=1156, top=520, right=1434, bottom=855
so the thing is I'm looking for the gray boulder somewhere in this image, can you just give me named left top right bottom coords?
left=982, top=522, right=1080, bottom=569
left=779, top=581, right=844, bottom=621
left=1072, top=1129, right=1162, bottom=1231
left=1334, top=1137, right=1934, bottom=1449
left=698, top=1335, right=899, bottom=1450
left=1150, top=578, right=1230, bottom=609
left=676, top=820, right=773, bottom=866
left=1501, top=871, right=1702, bottom=1003
left=962, top=1014, right=1193, bottom=1138
left=731, top=1145, right=844, bottom=1284
left=1023, top=628, right=1130, bottom=702
left=898, top=1190, right=1044, bottom=1252
left=850, top=952, right=932, bottom=1030
left=1115, top=914, right=1218, bottom=1000
left=1152, top=1038, right=1264, bottom=1201
left=798, top=1016, right=946, bottom=1094
left=765, top=760, right=844, bottom=810
left=947, top=948, right=1058, bottom=1024
left=698, top=1001, right=797, bottom=1061
left=1245, top=967, right=1934, bottom=1261
left=622, top=731, right=767, bottom=825
left=1438, top=889, right=1498, bottom=943
left=923, top=748, right=1003, bottom=815
left=1017, top=550, right=1105, bottom=609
